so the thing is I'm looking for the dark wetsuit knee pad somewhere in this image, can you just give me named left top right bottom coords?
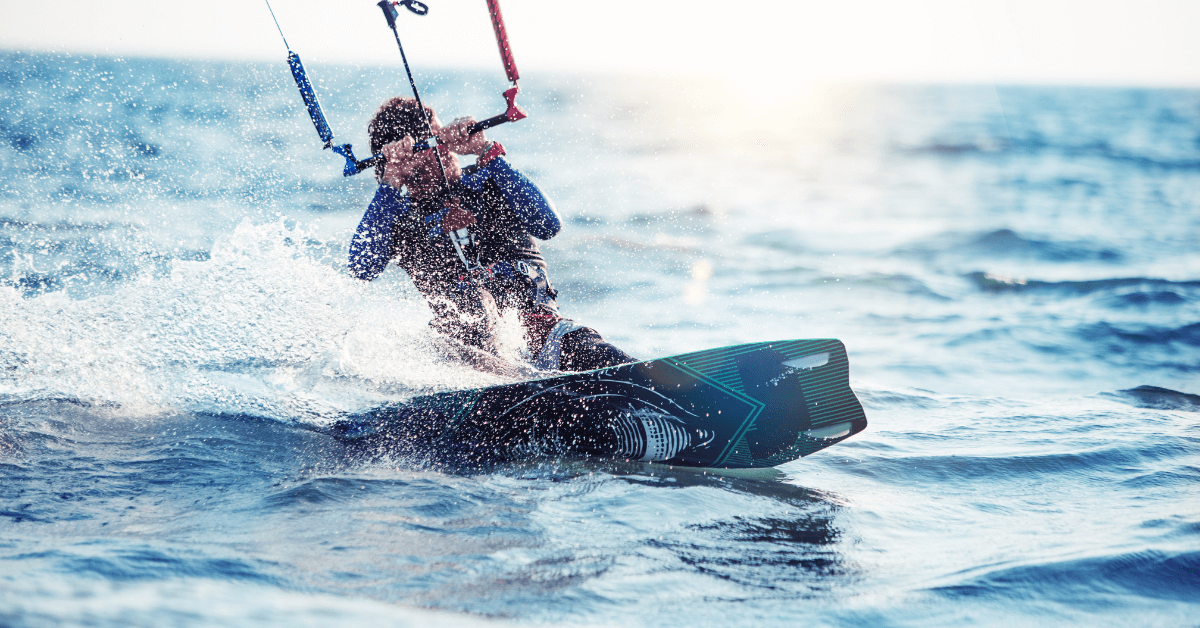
left=559, top=328, right=635, bottom=371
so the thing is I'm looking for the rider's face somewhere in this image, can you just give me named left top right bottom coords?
left=408, top=111, right=462, bottom=187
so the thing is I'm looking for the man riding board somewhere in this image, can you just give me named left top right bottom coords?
left=348, top=97, right=633, bottom=373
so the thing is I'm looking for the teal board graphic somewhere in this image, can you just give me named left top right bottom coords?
left=333, top=339, right=867, bottom=468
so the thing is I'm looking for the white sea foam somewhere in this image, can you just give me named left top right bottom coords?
left=0, top=218, right=517, bottom=424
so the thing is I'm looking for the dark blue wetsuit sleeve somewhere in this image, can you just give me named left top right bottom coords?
left=461, top=157, right=561, bottom=240
left=349, top=185, right=408, bottom=281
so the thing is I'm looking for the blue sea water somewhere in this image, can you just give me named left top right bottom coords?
left=1, top=50, right=1199, bottom=626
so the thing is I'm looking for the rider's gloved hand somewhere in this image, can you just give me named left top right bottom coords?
left=438, top=116, right=490, bottom=156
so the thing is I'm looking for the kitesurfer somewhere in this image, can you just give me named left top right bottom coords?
left=348, top=97, right=633, bottom=372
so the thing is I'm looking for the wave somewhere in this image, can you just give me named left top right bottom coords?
left=1062, top=323, right=1200, bottom=374
left=933, top=550, right=1200, bottom=605
left=260, top=477, right=363, bottom=509
left=967, top=229, right=1122, bottom=262
left=845, top=447, right=1154, bottom=484
left=1095, top=291, right=1189, bottom=309
left=897, top=229, right=1125, bottom=265
left=906, top=138, right=1200, bottom=171
left=838, top=273, right=951, bottom=300
left=890, top=85, right=1200, bottom=171
left=1113, top=385, right=1200, bottom=412
left=55, top=546, right=282, bottom=584
left=1076, top=321, right=1200, bottom=349
left=966, top=272, right=1200, bottom=296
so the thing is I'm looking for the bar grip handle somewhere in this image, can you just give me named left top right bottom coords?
left=469, top=86, right=526, bottom=134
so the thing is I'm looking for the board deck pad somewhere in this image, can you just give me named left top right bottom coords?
left=333, top=339, right=867, bottom=469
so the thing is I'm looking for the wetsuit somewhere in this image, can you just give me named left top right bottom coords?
left=349, top=155, right=633, bottom=371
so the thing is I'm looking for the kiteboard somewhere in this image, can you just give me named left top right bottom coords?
left=332, top=339, right=867, bottom=469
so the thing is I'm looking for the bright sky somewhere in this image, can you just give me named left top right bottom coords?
left=3, top=0, right=1199, bottom=100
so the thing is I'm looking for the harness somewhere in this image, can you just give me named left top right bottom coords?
left=417, top=183, right=556, bottom=307
left=419, top=193, right=484, bottom=270
left=454, top=259, right=558, bottom=309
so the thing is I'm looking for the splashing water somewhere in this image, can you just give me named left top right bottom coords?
left=0, top=219, right=525, bottom=424
left=2, top=51, right=1199, bottom=627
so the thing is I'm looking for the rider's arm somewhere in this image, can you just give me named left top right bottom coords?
left=461, top=156, right=562, bottom=240
left=348, top=184, right=408, bottom=281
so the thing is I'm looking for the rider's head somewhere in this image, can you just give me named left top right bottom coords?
left=368, top=97, right=437, bottom=178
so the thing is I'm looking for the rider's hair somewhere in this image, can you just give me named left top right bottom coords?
left=368, top=97, right=434, bottom=179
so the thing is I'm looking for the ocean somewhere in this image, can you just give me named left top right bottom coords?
left=1, top=50, right=1198, bottom=626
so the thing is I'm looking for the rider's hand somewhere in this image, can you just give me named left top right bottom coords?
left=381, top=137, right=417, bottom=188
left=437, top=117, right=489, bottom=155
